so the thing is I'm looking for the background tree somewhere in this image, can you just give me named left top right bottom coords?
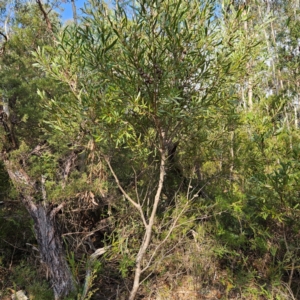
left=0, top=2, right=78, bottom=299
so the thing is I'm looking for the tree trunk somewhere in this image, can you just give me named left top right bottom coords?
left=3, top=159, right=75, bottom=300
left=0, top=108, right=75, bottom=299
left=32, top=204, right=75, bottom=299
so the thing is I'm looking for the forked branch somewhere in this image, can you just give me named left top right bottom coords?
left=104, top=156, right=147, bottom=228
left=36, top=0, right=54, bottom=36
left=129, top=147, right=166, bottom=300
left=104, top=147, right=166, bottom=300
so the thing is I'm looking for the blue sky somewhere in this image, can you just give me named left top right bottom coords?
left=60, top=0, right=87, bottom=21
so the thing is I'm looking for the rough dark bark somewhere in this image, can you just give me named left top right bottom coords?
left=3, top=159, right=76, bottom=299
left=0, top=110, right=18, bottom=150
left=0, top=31, right=8, bottom=54
left=31, top=203, right=75, bottom=299
left=1, top=112, right=75, bottom=299
left=36, top=0, right=53, bottom=33
left=0, top=31, right=7, bottom=41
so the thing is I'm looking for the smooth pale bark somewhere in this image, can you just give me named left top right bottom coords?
left=229, top=131, right=234, bottom=180
left=106, top=147, right=167, bottom=300
left=243, top=9, right=253, bottom=110
left=128, top=148, right=166, bottom=300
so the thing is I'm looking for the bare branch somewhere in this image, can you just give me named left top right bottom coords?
left=81, top=246, right=111, bottom=300
left=133, top=167, right=141, bottom=204
left=104, top=156, right=147, bottom=228
left=36, top=0, right=54, bottom=35
left=29, top=142, right=48, bottom=156
left=0, top=31, right=8, bottom=41
left=61, top=151, right=77, bottom=188
left=129, top=148, right=166, bottom=300
left=41, top=174, right=47, bottom=203
left=142, top=198, right=190, bottom=273
left=50, top=202, right=65, bottom=219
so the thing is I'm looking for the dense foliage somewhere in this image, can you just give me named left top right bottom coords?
left=1, top=0, right=300, bottom=299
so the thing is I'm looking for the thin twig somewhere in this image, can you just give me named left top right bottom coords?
left=104, top=156, right=147, bottom=228
left=50, top=202, right=65, bottom=219
left=133, top=167, right=141, bottom=204
left=142, top=199, right=190, bottom=273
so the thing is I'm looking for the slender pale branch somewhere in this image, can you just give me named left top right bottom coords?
left=104, top=156, right=147, bottom=228
left=81, top=246, right=111, bottom=300
left=133, top=167, right=141, bottom=204
left=129, top=147, right=166, bottom=300
left=41, top=174, right=47, bottom=204
left=50, top=202, right=65, bottom=219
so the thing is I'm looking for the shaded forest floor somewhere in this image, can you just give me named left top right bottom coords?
left=0, top=244, right=296, bottom=300
left=0, top=204, right=298, bottom=300
left=0, top=267, right=294, bottom=300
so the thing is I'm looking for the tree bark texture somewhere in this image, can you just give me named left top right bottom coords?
left=31, top=203, right=75, bottom=300
left=1, top=159, right=75, bottom=299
